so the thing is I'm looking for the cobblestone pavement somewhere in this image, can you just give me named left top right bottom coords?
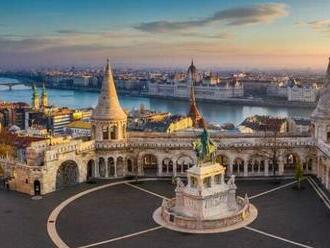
left=0, top=177, right=329, bottom=248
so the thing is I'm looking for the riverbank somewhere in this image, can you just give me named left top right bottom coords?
left=47, top=84, right=316, bottom=109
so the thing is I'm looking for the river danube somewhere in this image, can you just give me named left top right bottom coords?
left=0, top=77, right=313, bottom=125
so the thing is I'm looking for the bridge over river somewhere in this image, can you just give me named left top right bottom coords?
left=0, top=81, right=32, bottom=90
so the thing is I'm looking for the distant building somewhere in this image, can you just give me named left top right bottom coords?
left=148, top=61, right=243, bottom=100
left=65, top=120, right=91, bottom=138
left=0, top=102, right=29, bottom=130
left=267, top=78, right=319, bottom=102
left=239, top=115, right=288, bottom=134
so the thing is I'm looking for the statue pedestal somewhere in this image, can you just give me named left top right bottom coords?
left=154, top=161, right=257, bottom=233
left=175, top=162, right=237, bottom=219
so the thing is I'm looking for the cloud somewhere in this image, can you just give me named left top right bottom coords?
left=298, top=19, right=330, bottom=35
left=135, top=3, right=288, bottom=33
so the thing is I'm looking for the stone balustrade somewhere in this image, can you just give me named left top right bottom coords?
left=161, top=197, right=250, bottom=230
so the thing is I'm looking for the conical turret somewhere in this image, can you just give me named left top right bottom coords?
left=92, top=58, right=126, bottom=121
left=92, top=59, right=127, bottom=142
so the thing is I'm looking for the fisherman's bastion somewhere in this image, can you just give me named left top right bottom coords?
left=1, top=58, right=330, bottom=196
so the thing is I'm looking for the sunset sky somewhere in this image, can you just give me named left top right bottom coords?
left=0, top=0, right=330, bottom=69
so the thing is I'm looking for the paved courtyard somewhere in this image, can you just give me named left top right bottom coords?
left=0, top=177, right=329, bottom=248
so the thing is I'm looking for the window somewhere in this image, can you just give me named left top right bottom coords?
left=102, top=126, right=109, bottom=140
left=214, top=174, right=221, bottom=184
left=203, top=177, right=211, bottom=188
left=190, top=176, right=197, bottom=188
left=110, top=126, right=117, bottom=140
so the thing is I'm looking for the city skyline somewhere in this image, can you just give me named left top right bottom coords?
left=1, top=0, right=330, bottom=69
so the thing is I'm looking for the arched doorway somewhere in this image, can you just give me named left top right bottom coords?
left=34, top=180, right=41, bottom=195
left=162, top=158, right=173, bottom=175
left=284, top=153, right=300, bottom=174
left=127, top=158, right=133, bottom=174
left=142, top=154, right=158, bottom=175
left=87, top=160, right=95, bottom=180
left=56, top=160, right=79, bottom=190
left=108, top=157, right=115, bottom=177
left=99, top=157, right=106, bottom=177
left=117, top=157, right=124, bottom=177
left=233, top=158, right=244, bottom=176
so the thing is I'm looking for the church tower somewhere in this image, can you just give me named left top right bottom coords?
left=311, top=57, right=330, bottom=143
left=40, top=83, right=48, bottom=109
left=187, top=60, right=203, bottom=128
left=31, top=83, right=40, bottom=110
left=92, top=59, right=127, bottom=142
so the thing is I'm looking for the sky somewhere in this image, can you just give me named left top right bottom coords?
left=0, top=0, right=330, bottom=69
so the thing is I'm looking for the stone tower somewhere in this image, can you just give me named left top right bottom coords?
left=92, top=59, right=127, bottom=142
left=311, top=57, right=330, bottom=142
left=31, top=83, right=39, bottom=110
left=187, top=60, right=203, bottom=128
left=40, top=83, right=48, bottom=109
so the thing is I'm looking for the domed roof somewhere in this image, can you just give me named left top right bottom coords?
left=92, top=59, right=127, bottom=121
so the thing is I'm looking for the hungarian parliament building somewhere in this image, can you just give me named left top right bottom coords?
left=0, top=58, right=330, bottom=196
left=148, top=61, right=244, bottom=100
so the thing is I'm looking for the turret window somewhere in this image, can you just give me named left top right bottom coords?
left=102, top=127, right=109, bottom=140
left=110, top=126, right=117, bottom=140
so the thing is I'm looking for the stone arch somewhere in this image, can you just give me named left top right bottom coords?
left=34, top=180, right=41, bottom=195
left=142, top=154, right=158, bottom=175
left=116, top=156, right=124, bottom=177
left=303, top=155, right=315, bottom=172
left=99, top=157, right=106, bottom=177
left=248, top=155, right=266, bottom=176
left=126, top=157, right=134, bottom=174
left=176, top=155, right=194, bottom=174
left=56, top=160, right=79, bottom=190
left=233, top=157, right=244, bottom=175
left=108, top=157, right=115, bottom=177
left=284, top=152, right=301, bottom=174
left=87, top=159, right=95, bottom=180
left=162, top=158, right=173, bottom=175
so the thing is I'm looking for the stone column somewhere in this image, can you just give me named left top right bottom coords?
left=278, top=156, right=284, bottom=176
left=243, top=158, right=248, bottom=177
left=264, top=159, right=269, bottom=176
left=95, top=159, right=99, bottom=178
left=228, top=160, right=233, bottom=176
left=114, top=159, right=117, bottom=178
left=158, top=160, right=162, bottom=176
left=105, top=159, right=109, bottom=178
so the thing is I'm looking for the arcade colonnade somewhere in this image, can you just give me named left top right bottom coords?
left=86, top=149, right=317, bottom=179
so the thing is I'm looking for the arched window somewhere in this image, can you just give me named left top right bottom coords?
left=110, top=126, right=117, bottom=140
left=327, top=131, right=330, bottom=142
left=102, top=126, right=109, bottom=140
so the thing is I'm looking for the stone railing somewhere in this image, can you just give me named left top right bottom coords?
left=317, top=140, right=330, bottom=157
left=161, top=197, right=250, bottom=230
left=0, top=156, right=42, bottom=172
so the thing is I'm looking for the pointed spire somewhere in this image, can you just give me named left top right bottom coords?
left=92, top=58, right=127, bottom=121
left=42, top=83, right=47, bottom=96
left=187, top=60, right=202, bottom=128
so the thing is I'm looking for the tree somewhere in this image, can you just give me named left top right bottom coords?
left=295, top=161, right=304, bottom=190
left=255, top=116, right=286, bottom=176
